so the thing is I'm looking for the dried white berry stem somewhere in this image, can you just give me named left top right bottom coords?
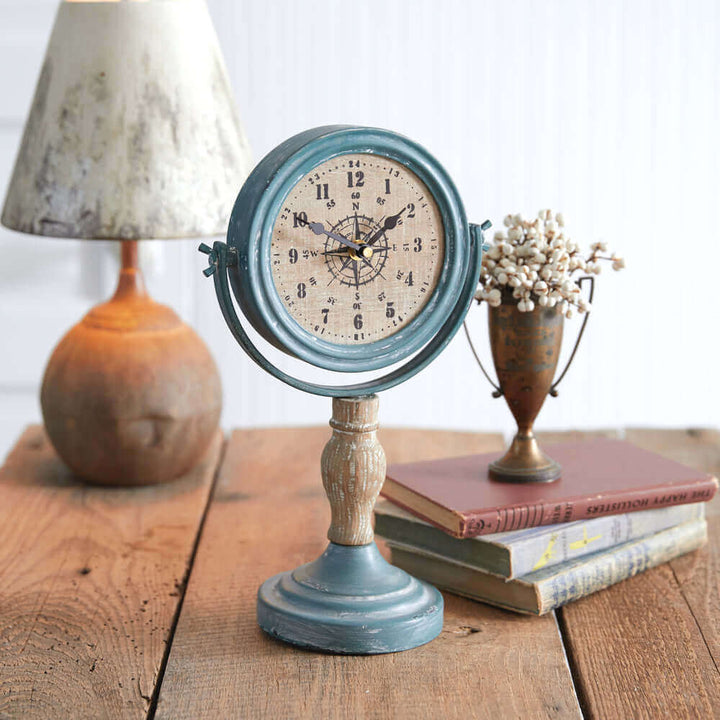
left=475, top=210, right=624, bottom=314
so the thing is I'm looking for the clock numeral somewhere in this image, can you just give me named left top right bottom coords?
left=386, top=301, right=395, bottom=319
left=297, top=282, right=307, bottom=299
left=288, top=248, right=298, bottom=264
left=321, top=308, right=329, bottom=324
left=404, top=271, right=414, bottom=287
left=347, top=171, right=364, bottom=188
left=353, top=314, right=363, bottom=330
left=376, top=196, right=386, bottom=206
left=414, top=237, right=423, bottom=252
left=293, top=211, right=307, bottom=228
left=384, top=179, right=391, bottom=195
left=407, top=202, right=416, bottom=218
left=316, top=183, right=329, bottom=200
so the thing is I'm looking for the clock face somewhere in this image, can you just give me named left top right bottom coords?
left=270, top=154, right=445, bottom=345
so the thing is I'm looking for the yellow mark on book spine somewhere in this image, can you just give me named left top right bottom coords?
left=532, top=535, right=558, bottom=571
left=569, top=526, right=602, bottom=550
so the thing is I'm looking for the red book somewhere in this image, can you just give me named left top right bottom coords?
left=381, top=439, right=718, bottom=538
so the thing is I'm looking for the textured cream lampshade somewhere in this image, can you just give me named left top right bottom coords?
left=2, top=0, right=251, bottom=238
left=1, top=0, right=252, bottom=485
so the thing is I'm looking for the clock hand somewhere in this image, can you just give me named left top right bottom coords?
left=324, top=246, right=376, bottom=257
left=328, top=249, right=378, bottom=269
left=353, top=258, right=360, bottom=288
left=302, top=219, right=363, bottom=252
left=354, top=213, right=362, bottom=242
left=322, top=247, right=374, bottom=260
left=364, top=207, right=407, bottom=247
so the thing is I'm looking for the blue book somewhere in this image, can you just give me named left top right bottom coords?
left=375, top=498, right=705, bottom=579
left=386, top=518, right=707, bottom=615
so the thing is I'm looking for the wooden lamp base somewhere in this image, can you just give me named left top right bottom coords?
left=40, top=241, right=222, bottom=486
left=257, top=396, right=443, bottom=654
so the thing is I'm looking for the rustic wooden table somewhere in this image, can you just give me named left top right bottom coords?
left=0, top=425, right=718, bottom=719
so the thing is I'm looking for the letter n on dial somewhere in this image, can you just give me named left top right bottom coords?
left=271, top=154, right=445, bottom=345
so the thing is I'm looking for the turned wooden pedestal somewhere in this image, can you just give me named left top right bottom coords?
left=256, top=395, right=443, bottom=654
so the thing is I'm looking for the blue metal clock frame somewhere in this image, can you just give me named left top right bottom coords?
left=201, top=125, right=489, bottom=397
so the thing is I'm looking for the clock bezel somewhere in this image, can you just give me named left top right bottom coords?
left=227, top=125, right=470, bottom=372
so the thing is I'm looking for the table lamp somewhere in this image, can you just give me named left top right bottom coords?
left=1, top=0, right=252, bottom=485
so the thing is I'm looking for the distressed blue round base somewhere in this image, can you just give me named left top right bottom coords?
left=257, top=542, right=443, bottom=654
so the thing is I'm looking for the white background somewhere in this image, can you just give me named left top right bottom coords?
left=0, top=0, right=718, bottom=462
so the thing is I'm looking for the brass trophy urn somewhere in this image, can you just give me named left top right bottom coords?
left=488, top=293, right=564, bottom=482
left=466, top=209, right=621, bottom=484
left=469, top=283, right=592, bottom=483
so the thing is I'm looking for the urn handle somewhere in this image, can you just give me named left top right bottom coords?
left=548, top=275, right=595, bottom=397
left=463, top=320, right=503, bottom=397
left=465, top=275, right=595, bottom=399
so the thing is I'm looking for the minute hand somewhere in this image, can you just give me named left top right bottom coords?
left=305, top=220, right=362, bottom=251
left=365, top=208, right=406, bottom=246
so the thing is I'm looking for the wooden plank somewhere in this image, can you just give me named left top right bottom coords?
left=557, top=428, right=720, bottom=720
left=536, top=429, right=621, bottom=444
left=156, top=427, right=582, bottom=720
left=629, top=429, right=720, bottom=683
left=0, top=425, right=223, bottom=719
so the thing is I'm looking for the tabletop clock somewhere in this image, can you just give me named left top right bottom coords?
left=200, top=125, right=489, bottom=654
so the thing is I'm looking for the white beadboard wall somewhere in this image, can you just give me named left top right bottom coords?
left=0, top=0, right=718, bottom=462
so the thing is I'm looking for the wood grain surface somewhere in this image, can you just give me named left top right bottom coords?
left=0, top=426, right=223, bottom=719
left=3, top=424, right=718, bottom=720
left=155, top=425, right=582, bottom=720
left=557, top=428, right=720, bottom=720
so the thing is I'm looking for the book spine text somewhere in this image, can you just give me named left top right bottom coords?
left=509, top=503, right=704, bottom=578
left=459, top=478, right=717, bottom=538
left=536, top=519, right=707, bottom=613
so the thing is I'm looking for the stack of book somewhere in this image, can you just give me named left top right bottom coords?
left=376, top=439, right=717, bottom=615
